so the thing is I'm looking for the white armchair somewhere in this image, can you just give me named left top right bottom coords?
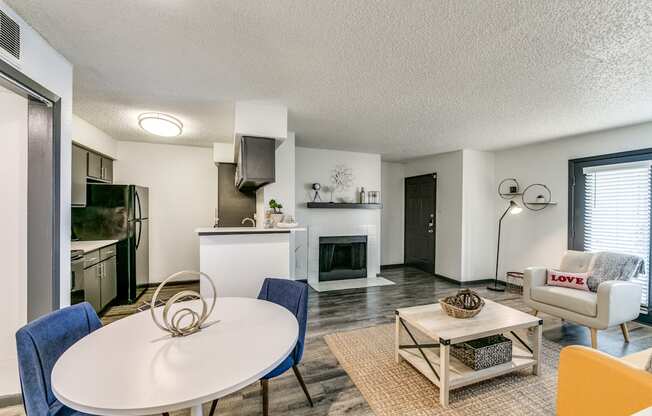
left=523, top=250, right=642, bottom=349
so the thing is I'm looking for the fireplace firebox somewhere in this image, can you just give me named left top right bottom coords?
left=319, top=235, right=367, bottom=281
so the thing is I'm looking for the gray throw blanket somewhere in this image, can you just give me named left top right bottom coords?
left=588, top=251, right=645, bottom=292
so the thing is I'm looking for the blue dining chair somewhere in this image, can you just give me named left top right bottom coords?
left=15, top=302, right=101, bottom=416
left=208, top=278, right=312, bottom=416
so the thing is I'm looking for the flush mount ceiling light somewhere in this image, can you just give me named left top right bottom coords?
left=138, top=112, right=183, bottom=137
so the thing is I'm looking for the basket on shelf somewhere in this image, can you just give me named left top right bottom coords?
left=439, top=289, right=485, bottom=319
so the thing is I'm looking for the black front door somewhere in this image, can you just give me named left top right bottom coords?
left=404, top=174, right=436, bottom=273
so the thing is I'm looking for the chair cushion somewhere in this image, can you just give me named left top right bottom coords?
left=262, top=355, right=294, bottom=379
left=531, top=286, right=598, bottom=317
left=559, top=250, right=594, bottom=273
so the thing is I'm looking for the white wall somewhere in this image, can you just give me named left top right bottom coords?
left=72, top=114, right=118, bottom=159
left=404, top=150, right=463, bottom=280
left=0, top=85, right=27, bottom=392
left=295, top=147, right=382, bottom=280
left=380, top=161, right=405, bottom=265
left=116, top=142, right=218, bottom=283
left=494, top=122, right=652, bottom=279
left=461, top=150, right=496, bottom=281
left=1, top=1, right=74, bottom=309
left=0, top=1, right=73, bottom=396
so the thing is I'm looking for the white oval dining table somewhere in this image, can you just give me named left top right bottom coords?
left=51, top=297, right=299, bottom=416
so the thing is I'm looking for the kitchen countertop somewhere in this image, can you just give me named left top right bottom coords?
left=71, top=240, right=119, bottom=254
left=196, top=227, right=306, bottom=235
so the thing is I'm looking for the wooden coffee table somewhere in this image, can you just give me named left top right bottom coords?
left=395, top=299, right=542, bottom=407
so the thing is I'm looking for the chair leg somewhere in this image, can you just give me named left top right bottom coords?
left=621, top=322, right=631, bottom=343
left=261, top=379, right=269, bottom=416
left=292, top=365, right=314, bottom=407
left=162, top=413, right=169, bottom=416
left=590, top=328, right=598, bottom=349
left=532, top=310, right=538, bottom=317
left=208, top=399, right=219, bottom=416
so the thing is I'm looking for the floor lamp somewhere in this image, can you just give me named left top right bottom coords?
left=487, top=200, right=522, bottom=292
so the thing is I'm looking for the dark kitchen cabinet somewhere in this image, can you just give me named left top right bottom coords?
left=72, top=144, right=87, bottom=206
left=235, top=136, right=275, bottom=191
left=83, top=245, right=117, bottom=312
left=72, top=144, right=114, bottom=206
left=87, top=151, right=102, bottom=179
left=84, top=262, right=101, bottom=312
left=101, top=156, right=113, bottom=182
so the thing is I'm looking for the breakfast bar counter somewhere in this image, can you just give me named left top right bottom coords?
left=196, top=227, right=307, bottom=298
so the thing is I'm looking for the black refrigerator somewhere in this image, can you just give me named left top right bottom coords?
left=72, top=184, right=149, bottom=303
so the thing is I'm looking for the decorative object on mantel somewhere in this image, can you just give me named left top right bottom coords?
left=439, top=289, right=485, bottom=318
left=359, top=187, right=366, bottom=203
left=488, top=200, right=522, bottom=292
left=522, top=183, right=557, bottom=210
left=331, top=164, right=354, bottom=193
left=498, top=178, right=521, bottom=199
left=311, top=183, right=323, bottom=202
left=150, top=270, right=217, bottom=337
left=367, top=190, right=380, bottom=204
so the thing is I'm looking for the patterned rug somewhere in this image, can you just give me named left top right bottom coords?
left=324, top=324, right=559, bottom=416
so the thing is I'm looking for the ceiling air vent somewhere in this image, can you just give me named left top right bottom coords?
left=0, top=9, right=21, bottom=68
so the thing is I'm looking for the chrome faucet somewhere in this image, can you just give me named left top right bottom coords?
left=241, top=217, right=256, bottom=227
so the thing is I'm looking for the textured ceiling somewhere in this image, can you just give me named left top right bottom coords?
left=6, top=0, right=652, bottom=160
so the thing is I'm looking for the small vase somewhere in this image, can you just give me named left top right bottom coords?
left=270, top=213, right=284, bottom=227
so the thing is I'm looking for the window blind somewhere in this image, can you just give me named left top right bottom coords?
left=583, top=161, right=651, bottom=305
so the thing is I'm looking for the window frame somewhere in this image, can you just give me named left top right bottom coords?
left=568, top=147, right=652, bottom=309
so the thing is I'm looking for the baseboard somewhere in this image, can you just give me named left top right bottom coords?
left=0, top=393, right=21, bottom=408
left=434, top=274, right=498, bottom=287
left=461, top=278, right=499, bottom=287
left=434, top=273, right=461, bottom=285
left=380, top=263, right=405, bottom=270
left=295, top=279, right=308, bottom=283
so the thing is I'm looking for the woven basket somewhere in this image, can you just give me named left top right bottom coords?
left=439, top=289, right=485, bottom=319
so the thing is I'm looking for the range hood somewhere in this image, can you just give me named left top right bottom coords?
left=234, top=135, right=276, bottom=191
left=214, top=101, right=288, bottom=191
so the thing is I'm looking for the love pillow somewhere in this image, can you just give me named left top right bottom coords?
left=546, top=269, right=590, bottom=292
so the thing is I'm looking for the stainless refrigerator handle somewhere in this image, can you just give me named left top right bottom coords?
left=135, top=219, right=143, bottom=250
left=134, top=189, right=144, bottom=249
left=135, top=189, right=142, bottom=220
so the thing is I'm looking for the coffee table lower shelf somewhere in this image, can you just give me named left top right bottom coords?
left=397, top=343, right=536, bottom=390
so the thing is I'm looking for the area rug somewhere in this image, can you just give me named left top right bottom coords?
left=324, top=324, right=559, bottom=416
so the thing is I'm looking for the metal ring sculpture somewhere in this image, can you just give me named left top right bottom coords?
left=498, top=178, right=520, bottom=200
left=149, top=271, right=217, bottom=337
left=521, top=183, right=552, bottom=211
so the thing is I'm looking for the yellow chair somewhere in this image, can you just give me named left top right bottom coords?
left=557, top=345, right=652, bottom=415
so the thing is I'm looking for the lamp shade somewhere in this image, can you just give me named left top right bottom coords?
left=509, top=200, right=523, bottom=215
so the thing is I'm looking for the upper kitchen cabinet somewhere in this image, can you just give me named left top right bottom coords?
left=72, top=144, right=114, bottom=206
left=72, top=145, right=88, bottom=206
left=235, top=136, right=276, bottom=191
left=87, top=150, right=113, bottom=182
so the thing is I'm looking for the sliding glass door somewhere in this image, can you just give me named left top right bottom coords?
left=569, top=149, right=652, bottom=309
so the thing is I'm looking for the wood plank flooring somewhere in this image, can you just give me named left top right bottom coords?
left=4, top=267, right=652, bottom=416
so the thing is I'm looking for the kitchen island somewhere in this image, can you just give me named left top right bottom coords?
left=196, top=227, right=307, bottom=298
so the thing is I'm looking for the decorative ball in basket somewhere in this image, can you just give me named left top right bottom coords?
left=440, top=289, right=485, bottom=319
left=150, top=270, right=217, bottom=337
